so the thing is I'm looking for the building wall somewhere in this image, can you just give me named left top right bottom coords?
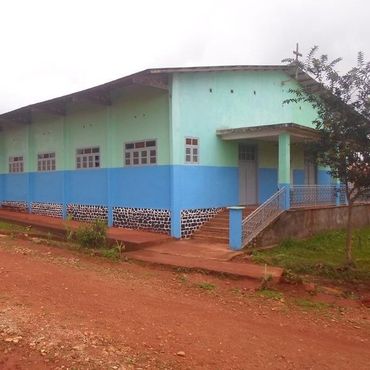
left=0, top=70, right=329, bottom=238
left=170, top=70, right=317, bottom=167
left=0, top=86, right=172, bottom=233
left=168, top=70, right=320, bottom=236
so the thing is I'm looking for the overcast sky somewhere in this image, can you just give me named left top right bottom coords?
left=1, top=0, right=369, bottom=113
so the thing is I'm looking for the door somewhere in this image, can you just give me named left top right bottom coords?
left=304, top=153, right=317, bottom=185
left=239, top=144, right=258, bottom=205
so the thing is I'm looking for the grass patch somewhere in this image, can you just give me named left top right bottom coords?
left=196, top=282, right=216, bottom=291
left=293, top=298, right=331, bottom=311
left=0, top=221, right=33, bottom=233
left=101, top=248, right=121, bottom=261
left=252, top=227, right=370, bottom=283
left=256, top=289, right=284, bottom=300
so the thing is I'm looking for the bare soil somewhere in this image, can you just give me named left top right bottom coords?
left=0, top=235, right=369, bottom=369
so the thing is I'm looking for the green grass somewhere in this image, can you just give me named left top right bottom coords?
left=0, top=221, right=32, bottom=233
left=196, top=282, right=216, bottom=291
left=252, top=227, right=370, bottom=283
left=256, top=289, right=284, bottom=300
left=293, top=298, right=331, bottom=311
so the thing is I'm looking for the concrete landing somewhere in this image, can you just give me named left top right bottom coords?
left=0, top=209, right=171, bottom=247
left=124, top=240, right=284, bottom=282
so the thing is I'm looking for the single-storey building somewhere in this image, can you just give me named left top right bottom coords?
left=0, top=65, right=333, bottom=239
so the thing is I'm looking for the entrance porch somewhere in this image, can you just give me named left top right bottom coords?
left=217, top=123, right=349, bottom=250
left=217, top=122, right=325, bottom=207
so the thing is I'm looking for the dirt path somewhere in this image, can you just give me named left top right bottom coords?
left=0, top=236, right=369, bottom=369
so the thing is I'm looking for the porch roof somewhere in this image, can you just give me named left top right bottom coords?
left=216, top=123, right=318, bottom=142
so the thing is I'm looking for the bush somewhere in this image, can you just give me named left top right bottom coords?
left=75, top=219, right=107, bottom=249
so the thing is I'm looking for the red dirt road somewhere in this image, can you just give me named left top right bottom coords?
left=0, top=236, right=369, bottom=369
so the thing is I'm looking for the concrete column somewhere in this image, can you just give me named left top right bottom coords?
left=106, top=105, right=113, bottom=227
left=278, top=132, right=291, bottom=209
left=62, top=116, right=68, bottom=219
left=170, top=166, right=182, bottom=238
left=169, top=76, right=182, bottom=238
left=26, top=122, right=33, bottom=213
left=228, top=206, right=244, bottom=250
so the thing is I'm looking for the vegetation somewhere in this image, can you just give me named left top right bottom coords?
left=293, top=298, right=331, bottom=311
left=0, top=221, right=32, bottom=233
left=256, top=289, right=284, bottom=301
left=75, top=219, right=107, bottom=249
left=283, top=47, right=370, bottom=266
left=196, top=282, right=216, bottom=291
left=252, top=227, right=370, bottom=283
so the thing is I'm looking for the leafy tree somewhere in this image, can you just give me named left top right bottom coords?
left=283, top=47, right=370, bottom=266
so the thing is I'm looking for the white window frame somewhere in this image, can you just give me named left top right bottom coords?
left=9, top=155, right=24, bottom=173
left=124, top=139, right=157, bottom=166
left=185, top=137, right=199, bottom=164
left=76, top=146, right=100, bottom=169
left=37, top=152, right=56, bottom=172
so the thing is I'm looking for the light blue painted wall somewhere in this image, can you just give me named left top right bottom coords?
left=293, top=169, right=305, bottom=185
left=258, top=168, right=278, bottom=203
left=172, top=165, right=238, bottom=209
left=170, top=70, right=317, bottom=167
left=0, top=166, right=171, bottom=210
left=317, top=169, right=332, bottom=185
left=2, top=173, right=29, bottom=201
left=31, top=171, right=64, bottom=203
left=109, top=166, right=170, bottom=208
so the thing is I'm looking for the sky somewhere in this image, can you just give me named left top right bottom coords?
left=0, top=0, right=369, bottom=113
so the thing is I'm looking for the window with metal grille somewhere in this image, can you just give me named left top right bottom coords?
left=185, top=137, right=199, bottom=164
left=37, top=152, right=56, bottom=171
left=124, top=140, right=157, bottom=166
left=76, top=147, right=100, bottom=169
left=9, top=156, right=24, bottom=173
left=238, top=145, right=256, bottom=161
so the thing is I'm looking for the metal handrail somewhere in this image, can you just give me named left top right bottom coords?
left=242, top=187, right=287, bottom=247
left=290, top=184, right=341, bottom=208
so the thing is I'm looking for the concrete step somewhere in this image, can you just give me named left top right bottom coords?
left=194, top=230, right=229, bottom=238
left=192, top=236, right=229, bottom=244
left=200, top=226, right=229, bottom=232
left=124, top=248, right=284, bottom=282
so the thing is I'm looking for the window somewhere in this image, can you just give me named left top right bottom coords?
left=37, top=152, right=56, bottom=171
left=185, top=137, right=199, bottom=164
left=239, top=145, right=256, bottom=161
left=124, top=140, right=157, bottom=166
left=9, top=156, right=24, bottom=173
left=76, top=147, right=100, bottom=169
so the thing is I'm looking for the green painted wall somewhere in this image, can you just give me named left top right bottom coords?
left=1, top=123, right=29, bottom=173
left=0, top=86, right=170, bottom=173
left=29, top=112, right=64, bottom=171
left=170, top=70, right=317, bottom=166
left=110, top=87, right=170, bottom=167
left=258, top=141, right=278, bottom=168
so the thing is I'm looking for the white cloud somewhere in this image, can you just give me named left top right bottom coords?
left=1, top=0, right=369, bottom=112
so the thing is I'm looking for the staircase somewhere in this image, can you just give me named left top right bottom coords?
left=192, top=206, right=257, bottom=244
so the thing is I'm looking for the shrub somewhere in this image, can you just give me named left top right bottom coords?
left=75, top=219, right=107, bottom=249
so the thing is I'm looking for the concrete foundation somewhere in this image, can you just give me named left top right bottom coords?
left=256, top=203, right=370, bottom=247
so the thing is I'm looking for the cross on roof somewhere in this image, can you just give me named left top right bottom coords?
left=293, top=43, right=302, bottom=62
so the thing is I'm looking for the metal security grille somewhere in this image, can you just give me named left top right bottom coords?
left=76, top=147, right=100, bottom=169
left=9, top=156, right=24, bottom=173
left=124, top=140, right=157, bottom=166
left=37, top=152, right=56, bottom=171
left=290, top=185, right=338, bottom=207
left=185, top=137, right=199, bottom=163
left=239, top=145, right=256, bottom=161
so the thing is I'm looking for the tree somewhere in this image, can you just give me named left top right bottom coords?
left=283, top=46, right=370, bottom=267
